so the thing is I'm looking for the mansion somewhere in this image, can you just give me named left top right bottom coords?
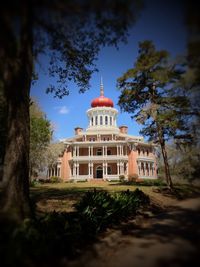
left=48, top=82, right=157, bottom=181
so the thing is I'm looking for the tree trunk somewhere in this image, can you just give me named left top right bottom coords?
left=2, top=84, right=33, bottom=221
left=160, top=141, right=173, bottom=188
left=158, top=133, right=173, bottom=189
left=0, top=4, right=34, bottom=222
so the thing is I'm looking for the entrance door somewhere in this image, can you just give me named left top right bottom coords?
left=96, top=166, right=103, bottom=178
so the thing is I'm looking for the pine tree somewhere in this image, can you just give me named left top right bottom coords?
left=117, top=40, right=190, bottom=189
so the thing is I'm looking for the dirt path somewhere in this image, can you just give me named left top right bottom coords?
left=67, top=197, right=200, bottom=267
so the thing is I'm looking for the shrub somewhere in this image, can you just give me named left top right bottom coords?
left=141, top=178, right=165, bottom=186
left=50, top=176, right=62, bottom=183
left=29, top=179, right=41, bottom=187
left=128, top=173, right=139, bottom=182
left=75, top=190, right=115, bottom=233
left=119, top=175, right=125, bottom=182
left=1, top=189, right=150, bottom=267
left=75, top=188, right=150, bottom=233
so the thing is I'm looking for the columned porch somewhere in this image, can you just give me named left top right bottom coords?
left=70, top=160, right=128, bottom=180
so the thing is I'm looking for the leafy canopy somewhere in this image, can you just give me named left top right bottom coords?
left=30, top=100, right=52, bottom=175
left=117, top=40, right=190, bottom=143
left=4, top=0, right=142, bottom=97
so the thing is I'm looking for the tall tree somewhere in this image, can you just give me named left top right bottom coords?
left=117, top=40, right=190, bottom=189
left=30, top=100, right=52, bottom=178
left=0, top=0, right=142, bottom=221
left=0, top=83, right=7, bottom=180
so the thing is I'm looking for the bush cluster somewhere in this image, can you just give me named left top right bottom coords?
left=1, top=189, right=150, bottom=267
left=75, top=188, right=150, bottom=233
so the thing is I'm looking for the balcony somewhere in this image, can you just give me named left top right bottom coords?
left=71, top=154, right=128, bottom=162
left=137, top=155, right=155, bottom=162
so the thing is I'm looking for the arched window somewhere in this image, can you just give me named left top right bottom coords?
left=95, top=116, right=98, bottom=125
left=96, top=165, right=103, bottom=178
left=91, top=117, right=93, bottom=126
left=138, top=149, right=140, bottom=155
left=147, top=149, right=149, bottom=156
left=110, top=116, right=112, bottom=125
left=100, top=116, right=103, bottom=125
left=105, top=116, right=108, bottom=125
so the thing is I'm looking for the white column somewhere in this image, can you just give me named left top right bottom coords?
left=105, top=146, right=107, bottom=156
left=120, top=162, right=122, bottom=174
left=105, top=162, right=108, bottom=177
left=91, top=146, right=93, bottom=156
left=103, top=162, right=105, bottom=177
left=73, top=163, right=76, bottom=177
left=117, top=162, right=120, bottom=175
left=88, top=163, right=91, bottom=177
left=103, top=146, right=105, bottom=156
left=89, top=146, right=91, bottom=157
left=77, top=163, right=79, bottom=177
left=126, top=162, right=128, bottom=175
left=77, top=146, right=79, bottom=157
left=91, top=162, right=94, bottom=178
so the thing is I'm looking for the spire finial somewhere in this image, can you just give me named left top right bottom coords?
left=100, top=76, right=104, bottom=96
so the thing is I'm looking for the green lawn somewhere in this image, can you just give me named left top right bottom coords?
left=31, top=180, right=200, bottom=213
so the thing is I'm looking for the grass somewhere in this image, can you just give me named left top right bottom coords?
left=30, top=180, right=200, bottom=213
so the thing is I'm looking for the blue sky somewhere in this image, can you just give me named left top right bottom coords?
left=31, top=0, right=187, bottom=141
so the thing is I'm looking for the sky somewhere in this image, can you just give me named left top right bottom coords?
left=31, top=0, right=187, bottom=141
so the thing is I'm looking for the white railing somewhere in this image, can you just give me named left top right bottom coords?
left=70, top=174, right=129, bottom=181
left=137, top=156, right=154, bottom=161
left=72, top=155, right=128, bottom=161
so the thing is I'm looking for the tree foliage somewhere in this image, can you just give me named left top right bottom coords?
left=117, top=40, right=191, bottom=188
left=44, top=142, right=65, bottom=169
left=30, top=100, right=52, bottom=178
left=0, top=0, right=142, bottom=221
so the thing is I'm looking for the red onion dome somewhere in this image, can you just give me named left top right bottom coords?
left=91, top=95, right=114, bottom=108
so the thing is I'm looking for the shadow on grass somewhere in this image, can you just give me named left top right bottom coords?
left=109, top=181, right=200, bottom=200
left=31, top=186, right=99, bottom=200
left=152, top=185, right=200, bottom=200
